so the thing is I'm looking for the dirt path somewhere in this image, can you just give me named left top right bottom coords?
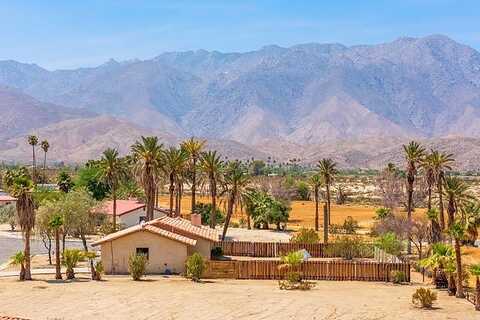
left=0, top=275, right=476, bottom=320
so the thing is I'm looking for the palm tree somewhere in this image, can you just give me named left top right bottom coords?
left=27, top=135, right=38, bottom=184
left=221, top=161, right=250, bottom=240
left=420, top=242, right=454, bottom=287
left=469, top=263, right=480, bottom=311
left=308, top=174, right=323, bottom=231
left=200, top=151, right=224, bottom=228
left=430, top=150, right=454, bottom=230
left=317, top=158, right=337, bottom=226
left=449, top=221, right=467, bottom=298
left=463, top=202, right=480, bottom=243
left=49, top=214, right=63, bottom=280
left=181, top=138, right=206, bottom=215
left=421, top=152, right=436, bottom=211
left=7, top=169, right=35, bottom=280
left=131, top=136, right=163, bottom=221
left=57, top=171, right=74, bottom=193
left=40, top=140, right=50, bottom=183
left=98, top=148, right=127, bottom=230
left=443, top=176, right=472, bottom=228
left=162, top=147, right=188, bottom=217
left=403, top=141, right=425, bottom=254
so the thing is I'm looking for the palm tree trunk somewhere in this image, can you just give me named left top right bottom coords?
left=326, top=183, right=331, bottom=226
left=43, top=151, right=47, bottom=183
left=438, top=175, right=445, bottom=230
left=210, top=179, right=217, bottom=229
left=24, top=228, right=32, bottom=280
left=475, top=277, right=480, bottom=311
left=112, top=182, right=117, bottom=231
left=323, top=203, right=328, bottom=243
left=406, top=175, right=414, bottom=255
left=55, top=228, right=62, bottom=280
left=32, top=146, right=36, bottom=184
left=222, top=190, right=236, bottom=240
left=191, top=157, right=197, bottom=214
left=454, top=238, right=465, bottom=298
left=427, top=184, right=432, bottom=210
left=447, top=197, right=455, bottom=229
left=314, top=187, right=319, bottom=231
left=169, top=174, right=175, bottom=217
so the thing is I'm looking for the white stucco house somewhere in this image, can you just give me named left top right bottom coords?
left=100, top=199, right=168, bottom=227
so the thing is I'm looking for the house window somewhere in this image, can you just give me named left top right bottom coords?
left=136, top=248, right=149, bottom=260
left=139, top=216, right=147, bottom=223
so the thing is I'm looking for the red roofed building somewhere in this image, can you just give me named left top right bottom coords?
left=0, top=195, right=16, bottom=206
left=99, top=199, right=166, bottom=227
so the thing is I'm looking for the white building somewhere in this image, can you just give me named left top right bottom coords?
left=100, top=199, right=168, bottom=227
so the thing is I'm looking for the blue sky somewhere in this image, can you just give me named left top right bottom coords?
left=1, top=0, right=479, bottom=69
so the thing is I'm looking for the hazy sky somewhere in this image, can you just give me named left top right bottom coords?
left=1, top=0, right=479, bottom=69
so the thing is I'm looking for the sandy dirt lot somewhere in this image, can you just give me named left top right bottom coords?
left=0, top=275, right=477, bottom=320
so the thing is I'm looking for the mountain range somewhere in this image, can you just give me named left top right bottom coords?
left=1, top=34, right=480, bottom=170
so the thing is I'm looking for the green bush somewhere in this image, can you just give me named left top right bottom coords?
left=194, top=203, right=225, bottom=226
left=185, top=253, right=205, bottom=281
left=295, top=181, right=310, bottom=201
left=326, top=236, right=372, bottom=260
left=342, top=216, right=359, bottom=234
left=62, top=249, right=86, bottom=279
left=94, top=261, right=104, bottom=281
left=412, top=288, right=437, bottom=308
left=375, top=232, right=403, bottom=256
left=290, top=228, right=319, bottom=244
left=210, top=247, right=224, bottom=259
left=128, top=254, right=148, bottom=281
left=375, top=207, right=392, bottom=220
left=390, top=270, right=406, bottom=284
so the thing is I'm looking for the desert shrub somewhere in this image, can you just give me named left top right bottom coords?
left=412, top=288, right=437, bottom=309
left=290, top=228, right=319, bottom=244
left=278, top=251, right=315, bottom=290
left=329, top=224, right=343, bottom=234
left=327, top=236, right=372, bottom=260
left=238, top=217, right=247, bottom=228
left=62, top=249, right=86, bottom=279
left=295, top=181, right=310, bottom=201
left=210, top=247, right=223, bottom=259
left=94, top=261, right=104, bottom=281
left=375, top=232, right=403, bottom=256
left=0, top=204, right=16, bottom=231
left=390, top=270, right=406, bottom=284
left=343, top=216, right=359, bottom=234
left=128, top=254, right=148, bottom=281
left=229, top=221, right=240, bottom=228
left=375, top=207, right=392, bottom=220
left=10, top=251, right=26, bottom=281
left=195, top=203, right=225, bottom=226
left=185, top=253, right=205, bottom=281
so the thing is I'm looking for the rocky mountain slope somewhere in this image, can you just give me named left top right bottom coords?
left=0, top=35, right=479, bottom=169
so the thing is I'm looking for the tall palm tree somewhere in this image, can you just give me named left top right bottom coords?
left=49, top=213, right=63, bottom=280
left=469, top=263, right=480, bottom=311
left=421, top=152, right=436, bottom=211
left=27, top=135, right=38, bottom=184
left=308, top=174, right=323, bottom=231
left=40, top=140, right=50, bottom=183
left=403, top=141, right=425, bottom=254
left=317, top=158, right=337, bottom=226
left=99, top=148, right=127, bottom=230
left=430, top=150, right=454, bottom=230
left=162, top=147, right=188, bottom=217
left=443, top=176, right=472, bottom=228
left=200, top=151, right=224, bottom=228
left=449, top=221, right=467, bottom=298
left=221, top=161, right=250, bottom=240
left=6, top=169, right=35, bottom=280
left=181, top=138, right=206, bottom=215
left=131, top=136, right=163, bottom=221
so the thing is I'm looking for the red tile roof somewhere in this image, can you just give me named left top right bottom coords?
left=148, top=216, right=219, bottom=242
left=91, top=223, right=196, bottom=246
left=99, top=200, right=145, bottom=216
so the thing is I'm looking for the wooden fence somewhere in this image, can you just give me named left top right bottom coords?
left=214, top=241, right=373, bottom=258
left=205, top=259, right=410, bottom=282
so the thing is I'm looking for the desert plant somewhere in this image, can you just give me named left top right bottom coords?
left=10, top=251, right=26, bottom=281
left=290, top=228, right=319, bottom=244
left=391, top=270, right=406, bottom=284
left=327, top=236, right=372, bottom=260
left=375, top=207, right=392, bottom=220
left=469, top=264, right=480, bottom=311
left=412, top=288, right=437, bottom=309
left=94, top=261, right=104, bottom=281
left=62, top=249, right=85, bottom=279
left=128, top=254, right=148, bottom=281
left=343, top=216, right=359, bottom=234
left=278, top=251, right=314, bottom=290
left=375, top=232, right=403, bottom=256
left=185, top=253, right=205, bottom=281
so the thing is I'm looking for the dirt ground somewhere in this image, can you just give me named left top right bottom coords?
left=0, top=274, right=477, bottom=320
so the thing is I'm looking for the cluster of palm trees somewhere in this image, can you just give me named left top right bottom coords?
left=27, top=135, right=50, bottom=184
left=403, top=141, right=479, bottom=299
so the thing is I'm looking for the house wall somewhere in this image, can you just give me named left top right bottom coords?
left=101, top=231, right=189, bottom=274
left=116, top=208, right=165, bottom=227
left=187, top=237, right=213, bottom=259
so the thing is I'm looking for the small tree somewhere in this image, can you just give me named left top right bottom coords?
left=185, top=253, right=205, bottom=281
left=469, top=264, right=480, bottom=311
left=128, top=254, right=148, bottom=281
left=375, top=232, right=403, bottom=256
left=62, top=249, right=85, bottom=279
left=0, top=204, right=16, bottom=231
left=10, top=251, right=26, bottom=281
left=342, top=216, right=359, bottom=234
left=278, top=251, right=313, bottom=290
left=48, top=213, right=63, bottom=280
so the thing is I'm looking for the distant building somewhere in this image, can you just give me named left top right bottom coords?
left=0, top=195, right=17, bottom=206
left=99, top=199, right=168, bottom=227
left=92, top=215, right=219, bottom=274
